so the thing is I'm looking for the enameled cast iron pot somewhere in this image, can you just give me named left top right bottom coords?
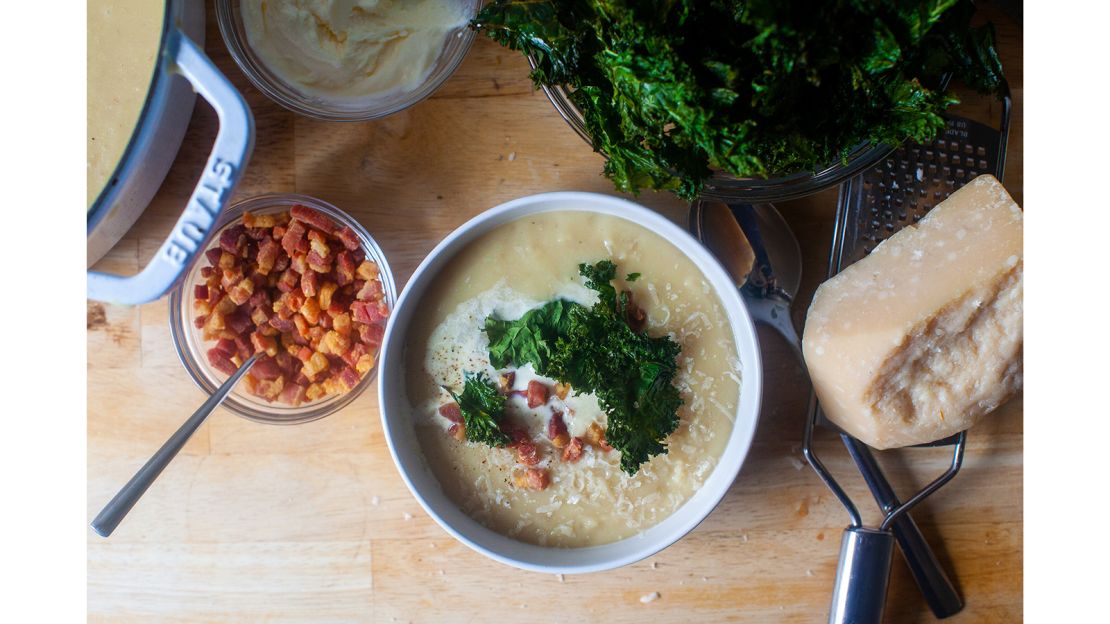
left=87, top=0, right=254, bottom=305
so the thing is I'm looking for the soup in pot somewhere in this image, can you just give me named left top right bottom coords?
left=87, top=0, right=164, bottom=209
left=405, top=211, right=742, bottom=547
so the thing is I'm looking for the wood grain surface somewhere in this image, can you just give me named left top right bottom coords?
left=87, top=2, right=1023, bottom=622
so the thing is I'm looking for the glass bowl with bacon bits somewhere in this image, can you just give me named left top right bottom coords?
left=169, top=194, right=396, bottom=424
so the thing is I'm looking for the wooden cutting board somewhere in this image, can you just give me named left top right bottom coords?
left=87, top=2, right=1023, bottom=622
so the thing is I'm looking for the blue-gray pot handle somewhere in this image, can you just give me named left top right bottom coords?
left=87, top=29, right=254, bottom=304
left=828, top=527, right=894, bottom=624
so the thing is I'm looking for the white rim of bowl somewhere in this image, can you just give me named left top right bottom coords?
left=377, top=191, right=763, bottom=573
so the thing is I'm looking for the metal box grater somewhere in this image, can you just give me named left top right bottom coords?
left=831, top=95, right=1011, bottom=269
left=802, top=92, right=1011, bottom=623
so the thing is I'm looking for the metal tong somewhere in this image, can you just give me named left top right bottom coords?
left=805, top=400, right=966, bottom=624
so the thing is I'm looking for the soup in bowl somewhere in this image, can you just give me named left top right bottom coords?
left=378, top=192, right=761, bottom=572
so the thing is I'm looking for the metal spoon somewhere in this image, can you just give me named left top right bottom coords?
left=91, top=354, right=258, bottom=537
left=691, top=202, right=963, bottom=619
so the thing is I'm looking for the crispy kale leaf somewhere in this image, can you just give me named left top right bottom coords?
left=483, top=261, right=683, bottom=474
left=473, top=0, right=1005, bottom=200
left=485, top=299, right=580, bottom=371
left=447, top=372, right=510, bottom=447
left=548, top=261, right=683, bottom=474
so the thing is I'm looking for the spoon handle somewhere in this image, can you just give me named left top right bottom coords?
left=91, top=354, right=258, bottom=537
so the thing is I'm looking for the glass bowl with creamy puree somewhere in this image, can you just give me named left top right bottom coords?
left=217, top=0, right=480, bottom=121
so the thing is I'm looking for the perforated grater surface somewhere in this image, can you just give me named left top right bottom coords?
left=831, top=93, right=1011, bottom=268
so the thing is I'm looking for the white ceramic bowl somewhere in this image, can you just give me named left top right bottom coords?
left=377, top=192, right=762, bottom=573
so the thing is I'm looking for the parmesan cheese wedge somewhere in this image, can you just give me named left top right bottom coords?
left=802, top=174, right=1023, bottom=449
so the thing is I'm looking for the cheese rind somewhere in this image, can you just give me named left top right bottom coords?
left=802, top=175, right=1023, bottom=449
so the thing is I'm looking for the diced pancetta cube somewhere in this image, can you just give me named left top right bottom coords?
left=250, top=306, right=270, bottom=328
left=253, top=375, right=285, bottom=401
left=305, top=383, right=326, bottom=401
left=318, top=282, right=339, bottom=310
left=225, top=310, right=252, bottom=335
left=335, top=251, right=356, bottom=285
left=301, top=269, right=318, bottom=297
left=243, top=211, right=290, bottom=229
left=269, top=315, right=295, bottom=333
left=252, top=355, right=283, bottom=380
left=356, top=278, right=383, bottom=301
left=218, top=251, right=236, bottom=270
left=307, top=229, right=332, bottom=258
left=302, top=351, right=330, bottom=381
left=336, top=226, right=361, bottom=251
left=512, top=468, right=550, bottom=491
left=300, top=296, right=321, bottom=325
left=214, top=338, right=236, bottom=357
left=562, top=437, right=584, bottom=462
left=276, top=268, right=299, bottom=293
left=356, top=260, right=379, bottom=281
left=547, top=411, right=568, bottom=442
left=227, top=278, right=254, bottom=306
left=336, top=366, right=360, bottom=391
left=248, top=288, right=271, bottom=310
left=321, top=330, right=351, bottom=356
left=585, top=423, right=613, bottom=451
left=351, top=300, right=390, bottom=325
left=306, top=249, right=332, bottom=273
left=290, top=252, right=308, bottom=275
left=256, top=237, right=280, bottom=275
left=219, top=224, right=246, bottom=255
left=290, top=204, right=335, bottom=233
left=278, top=382, right=307, bottom=406
left=281, top=219, right=307, bottom=257
left=527, top=380, right=549, bottom=408
left=204, top=247, right=223, bottom=267
left=439, top=402, right=462, bottom=423
left=250, top=331, right=279, bottom=357
left=207, top=348, right=237, bottom=375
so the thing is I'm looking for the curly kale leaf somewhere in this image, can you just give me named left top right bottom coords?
left=473, top=0, right=1005, bottom=200
left=484, top=260, right=684, bottom=475
left=447, top=372, right=510, bottom=447
left=485, top=299, right=581, bottom=371
left=548, top=261, right=683, bottom=474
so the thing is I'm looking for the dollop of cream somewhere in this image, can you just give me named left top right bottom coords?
left=240, top=0, right=470, bottom=99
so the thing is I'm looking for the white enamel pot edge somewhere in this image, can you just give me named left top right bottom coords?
left=86, top=0, right=203, bottom=270
left=377, top=191, right=763, bottom=574
left=87, top=2, right=255, bottom=305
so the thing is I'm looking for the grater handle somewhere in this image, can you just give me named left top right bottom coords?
left=842, top=435, right=964, bottom=618
left=828, top=526, right=894, bottom=624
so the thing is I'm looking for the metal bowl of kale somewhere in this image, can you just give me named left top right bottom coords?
left=472, top=0, right=1006, bottom=202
